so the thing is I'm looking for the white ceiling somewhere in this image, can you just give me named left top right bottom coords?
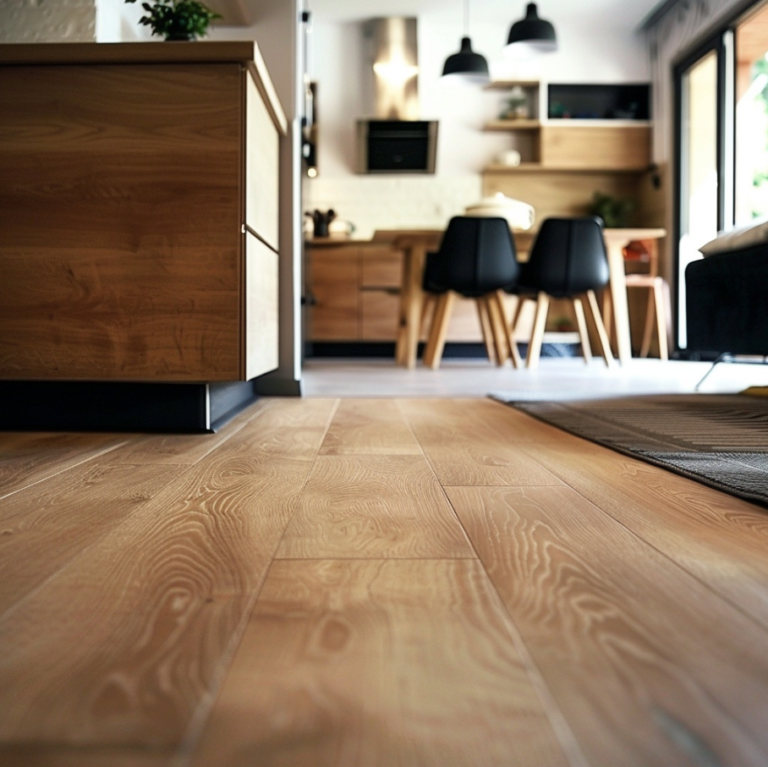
left=307, top=0, right=664, bottom=31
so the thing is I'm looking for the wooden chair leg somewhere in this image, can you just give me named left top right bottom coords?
left=653, top=277, right=669, bottom=361
left=475, top=298, right=497, bottom=364
left=662, top=278, right=673, bottom=353
left=586, top=290, right=615, bottom=368
left=601, top=288, right=615, bottom=350
left=495, top=291, right=522, bottom=369
left=526, top=292, right=550, bottom=370
left=486, top=293, right=510, bottom=366
left=420, top=293, right=436, bottom=340
left=639, top=286, right=655, bottom=358
left=572, top=296, right=592, bottom=364
left=424, top=292, right=455, bottom=369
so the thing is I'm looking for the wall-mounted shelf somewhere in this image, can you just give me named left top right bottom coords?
left=483, top=79, right=540, bottom=91
left=483, top=119, right=540, bottom=131
left=482, top=162, right=649, bottom=173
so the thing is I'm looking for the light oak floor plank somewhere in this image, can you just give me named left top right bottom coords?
left=276, top=454, right=474, bottom=559
left=449, top=484, right=768, bottom=767
left=0, top=462, right=186, bottom=617
left=103, top=401, right=269, bottom=467
left=402, top=398, right=585, bottom=444
left=189, top=559, right=571, bottom=767
left=319, top=399, right=421, bottom=455
left=0, top=432, right=125, bottom=501
left=524, top=437, right=768, bottom=630
left=399, top=399, right=567, bottom=486
left=4, top=396, right=768, bottom=767
left=0, top=400, right=336, bottom=749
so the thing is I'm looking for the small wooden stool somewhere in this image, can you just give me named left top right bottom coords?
left=603, top=239, right=672, bottom=360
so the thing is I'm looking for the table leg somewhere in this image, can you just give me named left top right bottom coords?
left=606, top=242, right=632, bottom=365
left=404, top=245, right=427, bottom=368
left=395, top=246, right=411, bottom=365
left=395, top=244, right=427, bottom=368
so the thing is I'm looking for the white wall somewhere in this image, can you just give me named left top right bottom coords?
left=305, top=12, right=650, bottom=236
left=0, top=0, right=95, bottom=42
left=95, top=0, right=151, bottom=42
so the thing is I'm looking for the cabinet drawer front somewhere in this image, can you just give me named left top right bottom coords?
left=309, top=248, right=360, bottom=284
left=308, top=283, right=359, bottom=340
left=360, top=246, right=402, bottom=287
left=245, top=234, right=279, bottom=380
left=361, top=290, right=400, bottom=340
left=245, top=72, right=279, bottom=250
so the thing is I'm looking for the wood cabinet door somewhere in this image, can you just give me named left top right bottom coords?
left=244, top=233, right=279, bottom=380
left=245, top=70, right=279, bottom=251
left=360, top=246, right=402, bottom=288
left=0, top=63, right=243, bottom=381
left=541, top=125, right=651, bottom=170
left=307, top=249, right=359, bottom=340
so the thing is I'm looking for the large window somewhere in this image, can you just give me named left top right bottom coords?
left=678, top=49, right=720, bottom=348
left=735, top=4, right=768, bottom=224
left=675, top=2, right=768, bottom=350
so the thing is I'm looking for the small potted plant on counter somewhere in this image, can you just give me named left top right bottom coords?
left=125, top=0, right=221, bottom=41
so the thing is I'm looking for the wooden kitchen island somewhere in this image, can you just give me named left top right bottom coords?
left=0, top=42, right=286, bottom=431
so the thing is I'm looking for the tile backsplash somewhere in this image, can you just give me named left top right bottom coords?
left=304, top=176, right=483, bottom=239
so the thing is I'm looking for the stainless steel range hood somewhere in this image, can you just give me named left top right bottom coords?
left=357, top=17, right=438, bottom=174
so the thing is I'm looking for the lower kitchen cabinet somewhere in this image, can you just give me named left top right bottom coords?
left=306, top=243, right=514, bottom=345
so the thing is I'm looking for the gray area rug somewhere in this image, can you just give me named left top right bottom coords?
left=494, top=394, right=768, bottom=508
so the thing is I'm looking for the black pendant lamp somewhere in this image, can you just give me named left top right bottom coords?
left=441, top=0, right=489, bottom=85
left=505, top=3, right=557, bottom=57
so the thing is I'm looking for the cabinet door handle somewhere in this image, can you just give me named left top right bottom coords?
left=302, top=292, right=318, bottom=307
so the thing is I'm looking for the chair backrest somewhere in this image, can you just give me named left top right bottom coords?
left=428, top=216, right=519, bottom=298
left=521, top=217, right=609, bottom=297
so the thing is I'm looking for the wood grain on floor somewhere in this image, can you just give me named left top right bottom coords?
left=0, top=432, right=125, bottom=501
left=448, top=484, right=768, bottom=767
left=189, top=559, right=571, bottom=767
left=400, top=399, right=567, bottom=486
left=276, top=454, right=474, bottom=559
left=0, top=400, right=335, bottom=748
left=524, top=438, right=768, bottom=630
left=2, top=397, right=768, bottom=767
left=319, top=399, right=421, bottom=456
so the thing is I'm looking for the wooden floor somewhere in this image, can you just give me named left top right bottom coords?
left=2, top=397, right=768, bottom=767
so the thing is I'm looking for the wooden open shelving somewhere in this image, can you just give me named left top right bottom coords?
left=483, top=119, right=540, bottom=131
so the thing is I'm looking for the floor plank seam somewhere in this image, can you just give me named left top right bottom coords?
left=465, top=537, right=594, bottom=767
left=566, top=477, right=768, bottom=636
left=394, top=398, right=430, bottom=461
left=0, top=462, right=202, bottom=625
left=433, top=481, right=593, bottom=767
left=169, top=398, right=342, bottom=767
left=518, top=434, right=768, bottom=635
left=396, top=399, right=481, bottom=558
left=0, top=440, right=129, bottom=504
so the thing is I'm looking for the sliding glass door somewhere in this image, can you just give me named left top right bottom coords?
left=677, top=47, right=722, bottom=349
left=675, top=1, right=768, bottom=351
left=735, top=3, right=768, bottom=224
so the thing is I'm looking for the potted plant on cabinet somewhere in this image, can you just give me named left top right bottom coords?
left=125, top=0, right=221, bottom=41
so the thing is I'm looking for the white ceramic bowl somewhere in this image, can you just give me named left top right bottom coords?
left=464, top=192, right=535, bottom=230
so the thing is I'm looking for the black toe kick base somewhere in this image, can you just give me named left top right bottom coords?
left=0, top=380, right=260, bottom=433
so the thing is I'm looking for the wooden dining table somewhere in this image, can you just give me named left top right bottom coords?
left=376, top=226, right=667, bottom=368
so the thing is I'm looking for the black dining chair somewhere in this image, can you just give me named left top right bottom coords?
left=421, top=216, right=521, bottom=369
left=512, top=217, right=615, bottom=369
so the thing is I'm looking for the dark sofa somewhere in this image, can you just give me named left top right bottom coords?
left=686, top=242, right=768, bottom=357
